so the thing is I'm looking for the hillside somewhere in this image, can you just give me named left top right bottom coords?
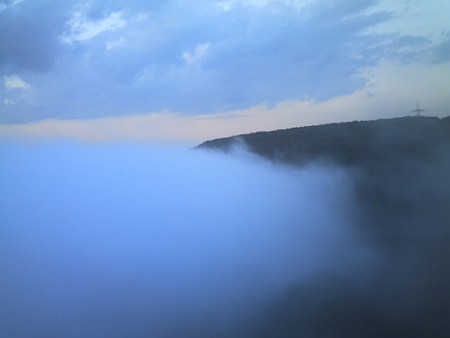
left=197, top=115, right=450, bottom=337
left=198, top=116, right=450, bottom=170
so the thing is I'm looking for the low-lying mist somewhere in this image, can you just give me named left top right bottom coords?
left=249, top=141, right=450, bottom=338
left=1, top=138, right=449, bottom=337
left=0, top=140, right=372, bottom=337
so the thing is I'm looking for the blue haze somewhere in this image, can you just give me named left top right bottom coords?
left=0, top=140, right=371, bottom=337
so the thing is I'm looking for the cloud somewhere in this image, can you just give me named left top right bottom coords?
left=3, top=74, right=31, bottom=90
left=0, top=0, right=448, bottom=124
left=0, top=140, right=366, bottom=337
left=2, top=133, right=448, bottom=337
left=216, top=0, right=314, bottom=11
left=61, top=4, right=126, bottom=44
left=105, top=37, right=126, bottom=50
left=3, top=98, right=15, bottom=105
left=0, top=0, right=24, bottom=11
left=182, top=43, right=210, bottom=65
left=434, top=32, right=450, bottom=62
left=1, top=59, right=449, bottom=143
left=0, top=1, right=77, bottom=72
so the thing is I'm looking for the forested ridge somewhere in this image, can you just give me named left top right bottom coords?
left=197, top=115, right=450, bottom=337
left=198, top=116, right=450, bottom=169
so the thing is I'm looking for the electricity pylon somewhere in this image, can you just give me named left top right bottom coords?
left=411, top=100, right=426, bottom=116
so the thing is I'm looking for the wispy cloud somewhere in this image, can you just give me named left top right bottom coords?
left=3, top=98, right=15, bottom=105
left=0, top=0, right=24, bottom=12
left=182, top=43, right=210, bottom=65
left=3, top=75, right=31, bottom=90
left=62, top=5, right=126, bottom=44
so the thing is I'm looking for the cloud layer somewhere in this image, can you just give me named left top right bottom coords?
left=0, top=140, right=369, bottom=337
left=2, top=58, right=449, bottom=144
left=2, top=121, right=449, bottom=337
left=1, top=0, right=449, bottom=126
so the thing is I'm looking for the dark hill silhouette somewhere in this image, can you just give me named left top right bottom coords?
left=197, top=115, right=450, bottom=338
left=198, top=115, right=450, bottom=170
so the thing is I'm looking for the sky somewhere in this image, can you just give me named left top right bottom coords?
left=0, top=0, right=449, bottom=143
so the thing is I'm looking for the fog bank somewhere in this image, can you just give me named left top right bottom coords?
left=0, top=141, right=371, bottom=337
